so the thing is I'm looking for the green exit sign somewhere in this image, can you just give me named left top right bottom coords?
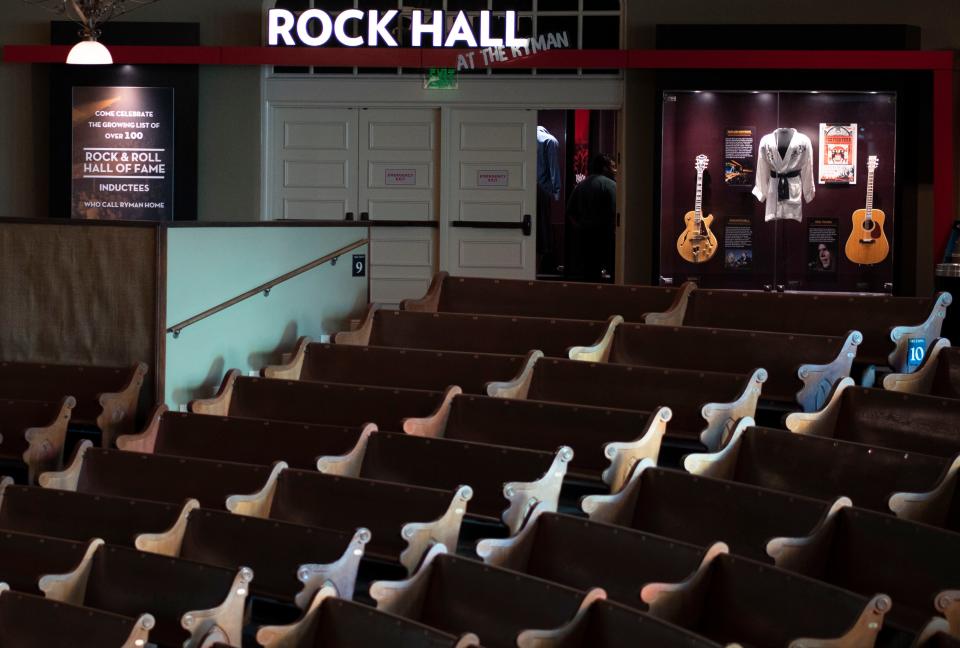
left=424, top=68, right=458, bottom=90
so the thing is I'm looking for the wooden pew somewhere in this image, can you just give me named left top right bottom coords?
left=786, top=378, right=960, bottom=457
left=640, top=546, right=894, bottom=647
left=680, top=289, right=952, bottom=372
left=118, top=406, right=369, bottom=470
left=38, top=441, right=277, bottom=511
left=403, top=393, right=668, bottom=493
left=885, top=339, right=960, bottom=397
left=336, top=305, right=614, bottom=357
left=225, top=467, right=472, bottom=575
left=265, top=338, right=528, bottom=395
left=913, top=620, right=960, bottom=648
left=0, top=361, right=147, bottom=448
left=570, top=321, right=862, bottom=412
left=191, top=371, right=456, bottom=431
left=0, top=480, right=192, bottom=547
left=685, top=420, right=958, bottom=521
left=768, top=503, right=960, bottom=637
left=477, top=506, right=715, bottom=608
left=39, top=540, right=251, bottom=648
left=135, top=506, right=369, bottom=608
left=0, top=585, right=154, bottom=648
left=401, top=271, right=692, bottom=324
left=488, top=353, right=766, bottom=451
left=516, top=594, right=723, bottom=648
left=371, top=545, right=601, bottom=648
left=0, top=529, right=95, bottom=595
left=580, top=461, right=844, bottom=564
left=0, top=396, right=75, bottom=483
left=256, top=586, right=479, bottom=648
left=316, top=429, right=571, bottom=534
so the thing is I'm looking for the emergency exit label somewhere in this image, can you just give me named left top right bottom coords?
left=478, top=170, right=509, bottom=187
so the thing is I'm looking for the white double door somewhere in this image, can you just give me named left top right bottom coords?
left=271, top=105, right=536, bottom=304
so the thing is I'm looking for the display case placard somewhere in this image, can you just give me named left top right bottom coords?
left=723, top=218, right=753, bottom=271
left=72, top=86, right=174, bottom=220
left=723, top=127, right=756, bottom=187
left=819, top=123, right=858, bottom=185
left=807, top=218, right=839, bottom=274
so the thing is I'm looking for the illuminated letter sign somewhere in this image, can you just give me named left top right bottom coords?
left=267, top=9, right=528, bottom=49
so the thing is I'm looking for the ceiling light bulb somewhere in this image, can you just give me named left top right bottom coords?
left=67, top=38, right=113, bottom=65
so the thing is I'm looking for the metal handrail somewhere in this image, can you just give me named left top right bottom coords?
left=167, top=238, right=369, bottom=338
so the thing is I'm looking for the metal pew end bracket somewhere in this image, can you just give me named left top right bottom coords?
left=502, top=446, right=574, bottom=535
left=402, top=386, right=462, bottom=438
left=399, top=485, right=473, bottom=575
left=889, top=292, right=953, bottom=373
left=785, top=377, right=855, bottom=438
left=190, top=369, right=241, bottom=417
left=581, top=458, right=656, bottom=524
left=263, top=336, right=313, bottom=380
left=333, top=303, right=380, bottom=346
left=225, top=462, right=289, bottom=518
left=683, top=418, right=754, bottom=481
left=890, top=455, right=960, bottom=530
left=796, top=331, right=862, bottom=412
left=700, top=368, right=767, bottom=452
left=486, top=350, right=546, bottom=399
left=38, top=439, right=94, bottom=492
left=602, top=408, right=670, bottom=493
left=567, top=316, right=624, bottom=363
left=884, top=338, right=952, bottom=394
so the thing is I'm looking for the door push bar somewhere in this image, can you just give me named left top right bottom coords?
left=451, top=214, right=532, bottom=236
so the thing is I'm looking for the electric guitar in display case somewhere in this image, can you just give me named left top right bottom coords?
left=844, top=155, right=890, bottom=265
left=677, top=155, right=718, bottom=264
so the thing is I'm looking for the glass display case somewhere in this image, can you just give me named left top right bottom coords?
left=659, top=90, right=897, bottom=293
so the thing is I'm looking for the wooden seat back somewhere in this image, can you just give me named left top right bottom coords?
left=687, top=426, right=949, bottom=513
left=270, top=340, right=527, bottom=394
left=769, top=505, right=960, bottom=634
left=582, top=466, right=833, bottom=563
left=192, top=373, right=449, bottom=431
left=401, top=272, right=686, bottom=323
left=40, top=443, right=273, bottom=510
left=119, top=407, right=364, bottom=470
left=604, top=323, right=857, bottom=407
left=0, top=483, right=186, bottom=547
left=337, top=308, right=611, bottom=357
left=0, top=587, right=153, bottom=648
left=0, top=530, right=91, bottom=595
left=372, top=550, right=591, bottom=648
left=930, top=346, right=960, bottom=398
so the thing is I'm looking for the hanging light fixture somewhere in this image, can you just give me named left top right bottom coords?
left=24, top=0, right=160, bottom=65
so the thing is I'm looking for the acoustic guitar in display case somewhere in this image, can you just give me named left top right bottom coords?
left=677, top=154, right=718, bottom=264
left=844, top=155, right=890, bottom=265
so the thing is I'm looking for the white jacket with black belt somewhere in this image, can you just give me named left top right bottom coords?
left=753, top=129, right=816, bottom=222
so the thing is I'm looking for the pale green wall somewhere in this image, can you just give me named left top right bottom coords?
left=164, top=225, right=369, bottom=407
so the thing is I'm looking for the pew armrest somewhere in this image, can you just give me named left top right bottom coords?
left=643, top=281, right=695, bottom=326
left=796, top=331, right=862, bottom=412
left=884, top=339, right=951, bottom=394
left=911, top=618, right=953, bottom=648
left=568, top=316, right=624, bottom=363
left=785, top=378, right=855, bottom=439
left=767, top=497, right=852, bottom=570
left=581, top=458, right=654, bottom=525
left=486, top=350, right=544, bottom=399
left=96, top=362, right=148, bottom=449
left=890, top=455, right=960, bottom=527
left=116, top=404, right=167, bottom=454
left=257, top=586, right=337, bottom=648
left=334, top=304, right=378, bottom=346
left=181, top=566, right=253, bottom=648
left=403, top=386, right=462, bottom=438
left=315, top=424, right=376, bottom=477
left=517, top=589, right=608, bottom=648
left=889, top=292, right=953, bottom=373
left=936, top=591, right=960, bottom=638
left=134, top=499, right=201, bottom=557
left=640, top=542, right=728, bottom=628
left=602, top=408, right=671, bottom=493
left=787, top=594, right=891, bottom=648
left=39, top=538, right=105, bottom=606
left=0, top=476, right=12, bottom=512
left=701, top=368, right=767, bottom=452
left=683, top=418, right=751, bottom=481
left=190, top=369, right=240, bottom=417
left=22, top=396, right=76, bottom=485
left=295, top=528, right=370, bottom=609
left=263, top=336, right=312, bottom=380
left=225, top=462, right=288, bottom=518
left=502, top=447, right=574, bottom=536
left=121, top=615, right=156, bottom=648
left=476, top=501, right=548, bottom=569
left=372, top=544, right=446, bottom=617
left=39, top=439, right=93, bottom=492
left=400, top=272, right=447, bottom=313
left=399, top=486, right=472, bottom=576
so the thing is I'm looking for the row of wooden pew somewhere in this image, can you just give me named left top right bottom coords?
left=0, top=274, right=958, bottom=647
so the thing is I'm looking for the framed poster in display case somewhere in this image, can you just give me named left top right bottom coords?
left=659, top=90, right=896, bottom=293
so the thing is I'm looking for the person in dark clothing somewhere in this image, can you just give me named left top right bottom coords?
left=565, top=154, right=617, bottom=282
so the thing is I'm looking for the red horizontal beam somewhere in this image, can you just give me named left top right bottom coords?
left=1, top=45, right=954, bottom=70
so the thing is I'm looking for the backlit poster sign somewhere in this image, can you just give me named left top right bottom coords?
left=72, top=86, right=174, bottom=220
